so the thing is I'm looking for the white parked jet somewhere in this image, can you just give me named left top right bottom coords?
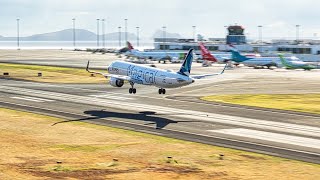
left=125, top=41, right=186, bottom=61
left=86, top=49, right=226, bottom=94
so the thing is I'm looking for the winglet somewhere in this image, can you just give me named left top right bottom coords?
left=86, top=61, right=91, bottom=72
left=86, top=60, right=96, bottom=74
left=85, top=60, right=108, bottom=77
left=220, top=64, right=227, bottom=74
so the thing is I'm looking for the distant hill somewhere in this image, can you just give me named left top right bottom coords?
left=152, top=30, right=182, bottom=39
left=26, top=29, right=96, bottom=41
left=0, top=29, right=137, bottom=41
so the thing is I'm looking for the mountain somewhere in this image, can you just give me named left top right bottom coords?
left=25, top=29, right=96, bottom=41
left=152, top=30, right=182, bottom=39
left=0, top=29, right=137, bottom=41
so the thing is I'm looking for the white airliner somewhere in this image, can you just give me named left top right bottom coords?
left=87, top=49, right=226, bottom=94
left=125, top=41, right=186, bottom=61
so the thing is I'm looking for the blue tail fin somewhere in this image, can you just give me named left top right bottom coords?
left=231, top=49, right=250, bottom=62
left=178, top=49, right=193, bottom=76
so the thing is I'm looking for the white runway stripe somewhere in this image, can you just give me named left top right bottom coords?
left=208, top=128, right=320, bottom=149
left=89, top=94, right=133, bottom=100
left=11, top=96, right=55, bottom=102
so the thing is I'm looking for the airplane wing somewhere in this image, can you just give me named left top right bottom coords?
left=106, top=74, right=132, bottom=81
left=190, top=64, right=227, bottom=79
left=86, top=61, right=132, bottom=81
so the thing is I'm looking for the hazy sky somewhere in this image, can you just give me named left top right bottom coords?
left=1, top=0, right=320, bottom=40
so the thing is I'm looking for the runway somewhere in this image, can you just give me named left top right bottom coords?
left=0, top=78, right=319, bottom=164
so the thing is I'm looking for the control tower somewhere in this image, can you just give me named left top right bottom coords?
left=226, top=25, right=247, bottom=44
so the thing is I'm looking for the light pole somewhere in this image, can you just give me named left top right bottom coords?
left=124, top=18, right=128, bottom=43
left=192, top=25, right=196, bottom=42
left=102, top=19, right=105, bottom=48
left=224, top=25, right=229, bottom=48
left=296, top=24, right=300, bottom=43
left=258, top=25, right=263, bottom=45
left=258, top=25, right=262, bottom=51
left=136, top=26, right=139, bottom=47
left=96, top=18, right=100, bottom=48
left=224, top=25, right=228, bottom=36
left=16, top=18, right=20, bottom=50
left=162, top=26, right=166, bottom=50
left=72, top=18, right=76, bottom=49
left=118, top=26, right=122, bottom=47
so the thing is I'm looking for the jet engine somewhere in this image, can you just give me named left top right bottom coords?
left=109, top=77, right=124, bottom=87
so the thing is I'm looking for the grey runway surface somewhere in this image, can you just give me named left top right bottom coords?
left=0, top=78, right=319, bottom=164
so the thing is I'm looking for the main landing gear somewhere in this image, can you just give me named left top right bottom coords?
left=129, top=88, right=136, bottom=94
left=129, top=82, right=136, bottom=94
left=158, top=88, right=166, bottom=94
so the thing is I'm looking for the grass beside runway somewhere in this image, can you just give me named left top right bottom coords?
left=0, top=63, right=108, bottom=83
left=0, top=107, right=319, bottom=179
left=201, top=94, right=320, bottom=115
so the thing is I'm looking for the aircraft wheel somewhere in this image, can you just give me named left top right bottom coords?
left=158, top=88, right=166, bottom=94
left=132, top=88, right=136, bottom=94
left=129, top=88, right=133, bottom=94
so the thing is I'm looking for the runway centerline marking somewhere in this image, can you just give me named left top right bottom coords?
left=208, top=128, right=320, bottom=149
left=89, top=94, right=134, bottom=100
left=11, top=96, right=55, bottom=103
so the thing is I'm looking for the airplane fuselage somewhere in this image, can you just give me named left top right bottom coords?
left=108, top=61, right=194, bottom=88
left=238, top=57, right=280, bottom=67
left=283, top=60, right=318, bottom=70
left=127, top=50, right=186, bottom=60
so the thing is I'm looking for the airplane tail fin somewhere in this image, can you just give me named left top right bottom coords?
left=127, top=41, right=134, bottom=50
left=278, top=54, right=288, bottom=66
left=230, top=49, right=249, bottom=62
left=199, top=42, right=218, bottom=62
left=178, top=49, right=194, bottom=76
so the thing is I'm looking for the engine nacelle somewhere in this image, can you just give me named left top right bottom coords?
left=109, top=77, right=124, bottom=87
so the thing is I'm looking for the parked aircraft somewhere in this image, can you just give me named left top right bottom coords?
left=198, top=43, right=266, bottom=67
left=199, top=42, right=218, bottom=63
left=278, top=54, right=320, bottom=70
left=230, top=49, right=280, bottom=68
left=197, top=43, right=260, bottom=65
left=87, top=49, right=226, bottom=94
left=198, top=42, right=230, bottom=63
left=125, top=41, right=186, bottom=62
left=228, top=44, right=261, bottom=58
